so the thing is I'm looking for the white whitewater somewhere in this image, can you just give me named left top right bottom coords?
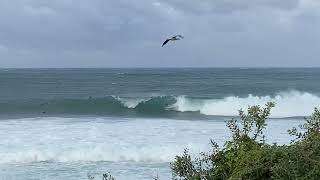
left=0, top=116, right=302, bottom=180
left=172, top=91, right=320, bottom=118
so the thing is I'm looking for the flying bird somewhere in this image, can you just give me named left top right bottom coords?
left=162, top=35, right=184, bottom=47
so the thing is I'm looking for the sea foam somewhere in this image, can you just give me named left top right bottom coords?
left=0, top=117, right=220, bottom=164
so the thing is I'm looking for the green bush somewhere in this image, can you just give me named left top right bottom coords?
left=171, top=103, right=320, bottom=180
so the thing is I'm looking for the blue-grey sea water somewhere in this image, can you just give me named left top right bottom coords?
left=0, top=68, right=319, bottom=179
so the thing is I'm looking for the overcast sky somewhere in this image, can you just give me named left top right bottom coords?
left=0, top=0, right=320, bottom=68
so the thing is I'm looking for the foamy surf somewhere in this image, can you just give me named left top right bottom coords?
left=0, top=117, right=221, bottom=164
left=0, top=117, right=301, bottom=165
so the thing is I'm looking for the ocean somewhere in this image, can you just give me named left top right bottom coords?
left=0, top=68, right=319, bottom=179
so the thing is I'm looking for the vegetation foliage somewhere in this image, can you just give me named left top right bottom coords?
left=171, top=102, right=320, bottom=180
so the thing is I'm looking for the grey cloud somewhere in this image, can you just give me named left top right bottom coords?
left=0, top=0, right=319, bottom=67
left=160, top=0, right=300, bottom=15
left=0, top=0, right=180, bottom=51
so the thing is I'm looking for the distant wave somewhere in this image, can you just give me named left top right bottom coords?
left=0, top=91, right=319, bottom=118
left=0, top=95, right=177, bottom=116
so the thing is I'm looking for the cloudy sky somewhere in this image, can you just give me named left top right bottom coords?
left=0, top=0, right=320, bottom=68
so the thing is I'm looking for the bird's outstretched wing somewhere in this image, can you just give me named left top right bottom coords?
left=162, top=39, right=170, bottom=47
left=174, top=35, right=184, bottom=39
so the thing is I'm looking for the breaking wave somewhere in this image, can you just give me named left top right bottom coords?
left=1, top=91, right=319, bottom=118
left=172, top=91, right=320, bottom=118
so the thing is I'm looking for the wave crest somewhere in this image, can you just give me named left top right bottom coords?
left=172, top=91, right=320, bottom=118
left=1, top=91, right=319, bottom=118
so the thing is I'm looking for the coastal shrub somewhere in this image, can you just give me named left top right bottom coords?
left=171, top=103, right=320, bottom=180
left=272, top=108, right=320, bottom=179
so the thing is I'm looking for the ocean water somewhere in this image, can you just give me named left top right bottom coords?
left=0, top=68, right=320, bottom=179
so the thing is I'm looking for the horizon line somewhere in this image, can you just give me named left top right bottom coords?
left=1, top=67, right=320, bottom=69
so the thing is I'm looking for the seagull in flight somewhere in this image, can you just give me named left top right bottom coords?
left=162, top=35, right=184, bottom=47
